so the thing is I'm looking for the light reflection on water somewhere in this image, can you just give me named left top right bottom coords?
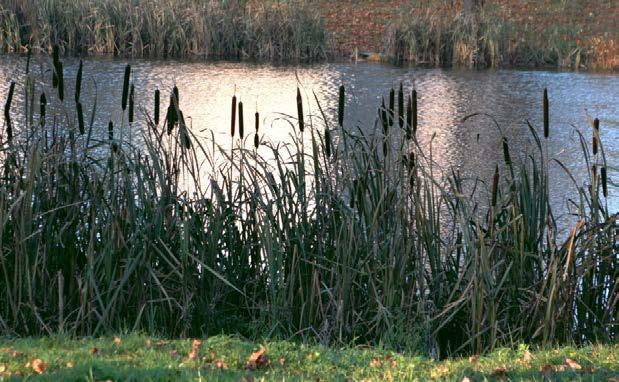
left=1, top=54, right=618, bottom=218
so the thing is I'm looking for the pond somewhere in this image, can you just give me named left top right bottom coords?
left=1, top=55, right=618, bottom=218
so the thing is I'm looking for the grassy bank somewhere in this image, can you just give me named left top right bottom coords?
left=0, top=0, right=328, bottom=62
left=384, top=0, right=618, bottom=70
left=0, top=54, right=616, bottom=357
left=0, top=335, right=618, bottom=381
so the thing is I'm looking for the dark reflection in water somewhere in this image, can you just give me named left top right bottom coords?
left=1, top=55, right=617, bottom=218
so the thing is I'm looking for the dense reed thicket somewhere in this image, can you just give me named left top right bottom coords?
left=385, top=2, right=617, bottom=69
left=0, top=55, right=617, bottom=357
left=0, top=0, right=328, bottom=62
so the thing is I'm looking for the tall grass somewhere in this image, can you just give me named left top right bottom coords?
left=385, top=2, right=617, bottom=69
left=0, top=0, right=328, bottom=62
left=0, top=56, right=616, bottom=357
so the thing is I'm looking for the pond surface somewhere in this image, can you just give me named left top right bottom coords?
left=1, top=55, right=618, bottom=219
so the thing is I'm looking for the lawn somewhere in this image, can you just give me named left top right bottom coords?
left=0, top=336, right=617, bottom=381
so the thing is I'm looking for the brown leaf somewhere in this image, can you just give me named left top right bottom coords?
left=565, top=357, right=582, bottom=370
left=523, top=350, right=533, bottom=363
left=31, top=358, right=47, bottom=374
left=468, top=355, right=479, bottom=364
left=540, top=364, right=553, bottom=378
left=491, top=366, right=507, bottom=379
left=66, top=361, right=74, bottom=368
left=370, top=357, right=382, bottom=368
left=246, top=347, right=270, bottom=370
left=608, top=378, right=619, bottom=382
left=112, top=336, right=122, bottom=345
left=90, top=347, right=100, bottom=355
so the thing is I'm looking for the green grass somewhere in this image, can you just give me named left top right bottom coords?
left=0, top=335, right=617, bottom=381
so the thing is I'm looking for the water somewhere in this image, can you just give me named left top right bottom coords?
left=1, top=55, right=618, bottom=219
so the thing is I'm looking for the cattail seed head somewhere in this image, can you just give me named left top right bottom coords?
left=543, top=88, right=549, bottom=138
left=39, top=92, right=46, bottom=126
left=238, top=101, right=244, bottom=139
left=121, top=64, right=130, bottom=110
left=173, top=85, right=179, bottom=104
left=601, top=167, right=608, bottom=198
left=154, top=89, right=160, bottom=125
left=297, top=87, right=304, bottom=133
left=406, top=94, right=412, bottom=140
left=75, top=59, right=83, bottom=103
left=388, top=87, right=395, bottom=127
left=128, top=84, right=135, bottom=124
left=254, top=111, right=259, bottom=149
left=338, top=84, right=345, bottom=127
left=4, top=81, right=14, bottom=141
left=592, top=118, right=599, bottom=155
left=231, top=95, right=237, bottom=137
left=325, top=128, right=332, bottom=158
left=502, top=137, right=511, bottom=166
left=108, top=120, right=114, bottom=140
left=57, top=62, right=64, bottom=101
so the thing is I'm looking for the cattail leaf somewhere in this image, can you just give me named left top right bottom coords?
left=75, top=59, right=83, bottom=103
left=121, top=64, right=130, bottom=110
left=77, top=102, right=84, bottom=134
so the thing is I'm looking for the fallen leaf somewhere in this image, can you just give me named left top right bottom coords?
left=608, top=378, right=619, bottom=382
left=66, top=361, right=74, bottom=368
left=31, top=358, right=47, bottom=374
left=112, top=336, right=122, bottom=345
left=370, top=358, right=382, bottom=368
left=246, top=347, right=270, bottom=370
left=469, top=355, right=479, bottom=364
left=565, top=357, right=582, bottom=370
left=523, top=350, right=533, bottom=363
left=491, top=366, right=507, bottom=379
left=90, top=347, right=100, bottom=355
left=540, top=364, right=553, bottom=378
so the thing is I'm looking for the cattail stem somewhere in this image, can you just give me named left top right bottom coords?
left=121, top=64, right=131, bottom=111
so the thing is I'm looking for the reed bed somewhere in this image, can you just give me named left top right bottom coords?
left=0, top=55, right=616, bottom=357
left=385, top=2, right=616, bottom=69
left=0, top=0, right=328, bottom=62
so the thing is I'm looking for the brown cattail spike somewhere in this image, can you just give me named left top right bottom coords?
left=40, top=92, right=46, bottom=127
left=592, top=118, right=599, bottom=155
left=601, top=167, right=608, bottom=198
left=4, top=81, right=15, bottom=141
left=77, top=102, right=85, bottom=134
left=412, top=89, right=418, bottom=135
left=543, top=88, right=549, bottom=138
left=154, top=89, right=160, bottom=125
left=231, top=95, right=237, bottom=137
left=297, top=88, right=304, bottom=133
left=254, top=111, right=259, bottom=149
left=338, top=85, right=345, bottom=127
left=128, top=85, right=135, bottom=124
left=398, top=82, right=404, bottom=129
left=388, top=87, right=395, bottom=127
left=121, top=64, right=130, bottom=110
left=238, top=101, right=244, bottom=139
left=75, top=59, right=83, bottom=103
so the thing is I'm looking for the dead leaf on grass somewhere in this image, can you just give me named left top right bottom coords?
left=370, top=357, right=382, bottom=368
left=565, top=357, right=582, bottom=370
left=523, top=351, right=533, bottom=363
left=90, top=347, right=100, bottom=355
left=245, top=347, right=270, bottom=370
left=66, top=361, right=74, bottom=368
left=31, top=358, right=47, bottom=374
left=468, top=355, right=479, bottom=364
left=112, top=336, right=122, bottom=345
left=491, top=366, right=507, bottom=379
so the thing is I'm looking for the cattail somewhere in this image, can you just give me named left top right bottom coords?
left=57, top=62, right=64, bottom=101
left=502, top=137, right=511, bottom=166
left=412, top=89, right=418, bottom=135
left=231, top=95, right=236, bottom=137
left=52, top=70, right=58, bottom=88
left=179, top=111, right=191, bottom=149
left=388, top=87, right=394, bottom=127
left=4, top=81, right=14, bottom=141
left=543, top=88, right=549, bottom=138
left=154, top=89, right=160, bottom=125
left=601, top=167, right=608, bottom=198
left=173, top=85, right=179, bottom=104
left=408, top=152, right=415, bottom=187
left=121, top=64, right=130, bottom=110
left=398, top=82, right=404, bottom=129
left=128, top=84, right=134, bottom=124
left=592, top=118, right=599, bottom=155
left=108, top=120, right=114, bottom=140
left=52, top=45, right=60, bottom=67
left=77, top=102, right=84, bottom=134
left=39, top=92, right=47, bottom=126
left=254, top=111, right=260, bottom=149
left=238, top=101, right=244, bottom=139
left=338, top=84, right=345, bottom=127
left=297, top=87, right=304, bottom=133
left=75, top=59, right=83, bottom=103
left=406, top=94, right=412, bottom=140
left=325, top=128, right=332, bottom=158
left=26, top=49, right=31, bottom=74
left=167, top=96, right=177, bottom=135
left=491, top=165, right=499, bottom=207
